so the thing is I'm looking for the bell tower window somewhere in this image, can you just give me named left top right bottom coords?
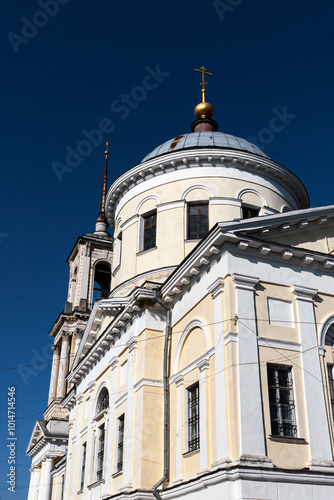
left=93, top=262, right=111, bottom=301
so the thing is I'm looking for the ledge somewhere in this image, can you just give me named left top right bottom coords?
left=268, top=435, right=308, bottom=445
left=136, top=246, right=157, bottom=256
left=87, top=478, right=105, bottom=489
left=183, top=448, right=200, bottom=458
left=112, top=470, right=123, bottom=478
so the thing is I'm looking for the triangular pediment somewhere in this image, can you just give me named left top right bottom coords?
left=26, top=420, right=48, bottom=454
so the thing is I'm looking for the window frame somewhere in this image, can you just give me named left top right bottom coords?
left=187, top=201, right=209, bottom=240
left=139, top=210, right=157, bottom=252
left=267, top=364, right=297, bottom=438
left=327, top=364, right=334, bottom=422
left=186, top=382, right=200, bottom=452
left=80, top=442, right=87, bottom=491
left=116, top=414, right=125, bottom=473
left=96, top=424, right=105, bottom=482
left=241, top=204, right=260, bottom=219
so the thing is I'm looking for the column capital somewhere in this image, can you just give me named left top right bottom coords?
left=88, top=381, right=96, bottom=393
left=197, top=358, right=210, bottom=372
left=51, top=345, right=61, bottom=353
left=127, top=337, right=138, bottom=353
left=231, top=274, right=259, bottom=291
left=76, top=392, right=84, bottom=404
left=60, top=330, right=71, bottom=339
left=207, top=277, right=225, bottom=298
left=175, top=374, right=184, bottom=387
left=75, top=328, right=84, bottom=339
left=291, top=285, right=318, bottom=302
left=108, top=356, right=119, bottom=370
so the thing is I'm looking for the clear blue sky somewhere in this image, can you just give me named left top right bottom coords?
left=1, top=0, right=334, bottom=497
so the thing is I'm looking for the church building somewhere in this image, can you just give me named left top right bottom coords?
left=27, top=68, right=334, bottom=500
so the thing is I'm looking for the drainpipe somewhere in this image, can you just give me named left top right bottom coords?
left=152, top=288, right=171, bottom=500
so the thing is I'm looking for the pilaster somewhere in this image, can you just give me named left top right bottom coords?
left=207, top=278, right=229, bottom=466
left=48, top=345, right=60, bottom=405
left=231, top=274, right=269, bottom=462
left=197, top=358, right=210, bottom=474
left=120, top=339, right=138, bottom=491
left=56, top=331, right=70, bottom=399
left=292, top=285, right=334, bottom=469
left=174, top=374, right=184, bottom=483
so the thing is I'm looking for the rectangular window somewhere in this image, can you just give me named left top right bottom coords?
left=242, top=205, right=259, bottom=219
left=96, top=424, right=105, bottom=481
left=60, top=474, right=65, bottom=500
left=327, top=365, right=334, bottom=420
left=187, top=203, right=208, bottom=240
left=80, top=442, right=86, bottom=491
left=267, top=364, right=297, bottom=437
left=143, top=212, right=157, bottom=250
left=187, top=383, right=199, bottom=451
left=117, top=414, right=125, bottom=472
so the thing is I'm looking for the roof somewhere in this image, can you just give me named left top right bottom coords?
left=141, top=131, right=269, bottom=163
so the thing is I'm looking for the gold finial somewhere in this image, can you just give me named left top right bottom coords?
left=105, top=141, right=111, bottom=156
left=194, top=66, right=214, bottom=120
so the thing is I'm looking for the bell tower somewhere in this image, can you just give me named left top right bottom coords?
left=27, top=144, right=113, bottom=494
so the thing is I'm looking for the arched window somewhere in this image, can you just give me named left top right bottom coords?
left=96, top=387, right=109, bottom=414
left=325, top=323, right=334, bottom=346
left=93, top=262, right=111, bottom=301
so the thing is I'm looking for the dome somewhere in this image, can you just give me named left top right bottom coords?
left=141, top=131, right=269, bottom=163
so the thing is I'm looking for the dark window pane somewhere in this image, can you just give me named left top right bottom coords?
left=267, top=365, right=297, bottom=438
left=143, top=212, right=157, bottom=250
left=187, top=203, right=208, bottom=240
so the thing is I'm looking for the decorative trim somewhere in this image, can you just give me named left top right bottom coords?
left=210, top=197, right=241, bottom=207
left=181, top=184, right=215, bottom=200
left=207, top=277, right=225, bottom=298
left=258, top=337, right=301, bottom=352
left=135, top=195, right=161, bottom=215
left=173, top=320, right=210, bottom=375
left=231, top=274, right=259, bottom=291
left=170, top=348, right=215, bottom=384
left=133, top=378, right=163, bottom=392
left=291, top=285, right=318, bottom=302
left=120, top=214, right=139, bottom=231
left=224, top=332, right=238, bottom=345
left=114, top=391, right=128, bottom=407
left=157, top=200, right=185, bottom=212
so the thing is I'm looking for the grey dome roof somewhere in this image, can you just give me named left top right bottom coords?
left=141, top=131, right=269, bottom=163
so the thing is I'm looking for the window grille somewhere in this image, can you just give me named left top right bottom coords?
left=187, top=203, right=208, bottom=240
left=80, top=442, right=86, bottom=490
left=267, top=364, right=297, bottom=437
left=96, top=388, right=109, bottom=414
left=143, top=212, right=157, bottom=250
left=187, top=383, right=200, bottom=451
left=96, top=424, right=105, bottom=481
left=117, top=415, right=125, bottom=472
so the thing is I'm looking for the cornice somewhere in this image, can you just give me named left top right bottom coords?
left=105, top=148, right=309, bottom=229
left=161, top=222, right=334, bottom=305
left=68, top=288, right=156, bottom=386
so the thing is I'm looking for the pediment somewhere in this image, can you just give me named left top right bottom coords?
left=26, top=420, right=47, bottom=454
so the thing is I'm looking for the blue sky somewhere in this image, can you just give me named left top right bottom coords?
left=1, top=0, right=334, bottom=497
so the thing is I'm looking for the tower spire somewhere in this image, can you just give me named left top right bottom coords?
left=94, top=142, right=110, bottom=237
left=191, top=66, right=218, bottom=132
